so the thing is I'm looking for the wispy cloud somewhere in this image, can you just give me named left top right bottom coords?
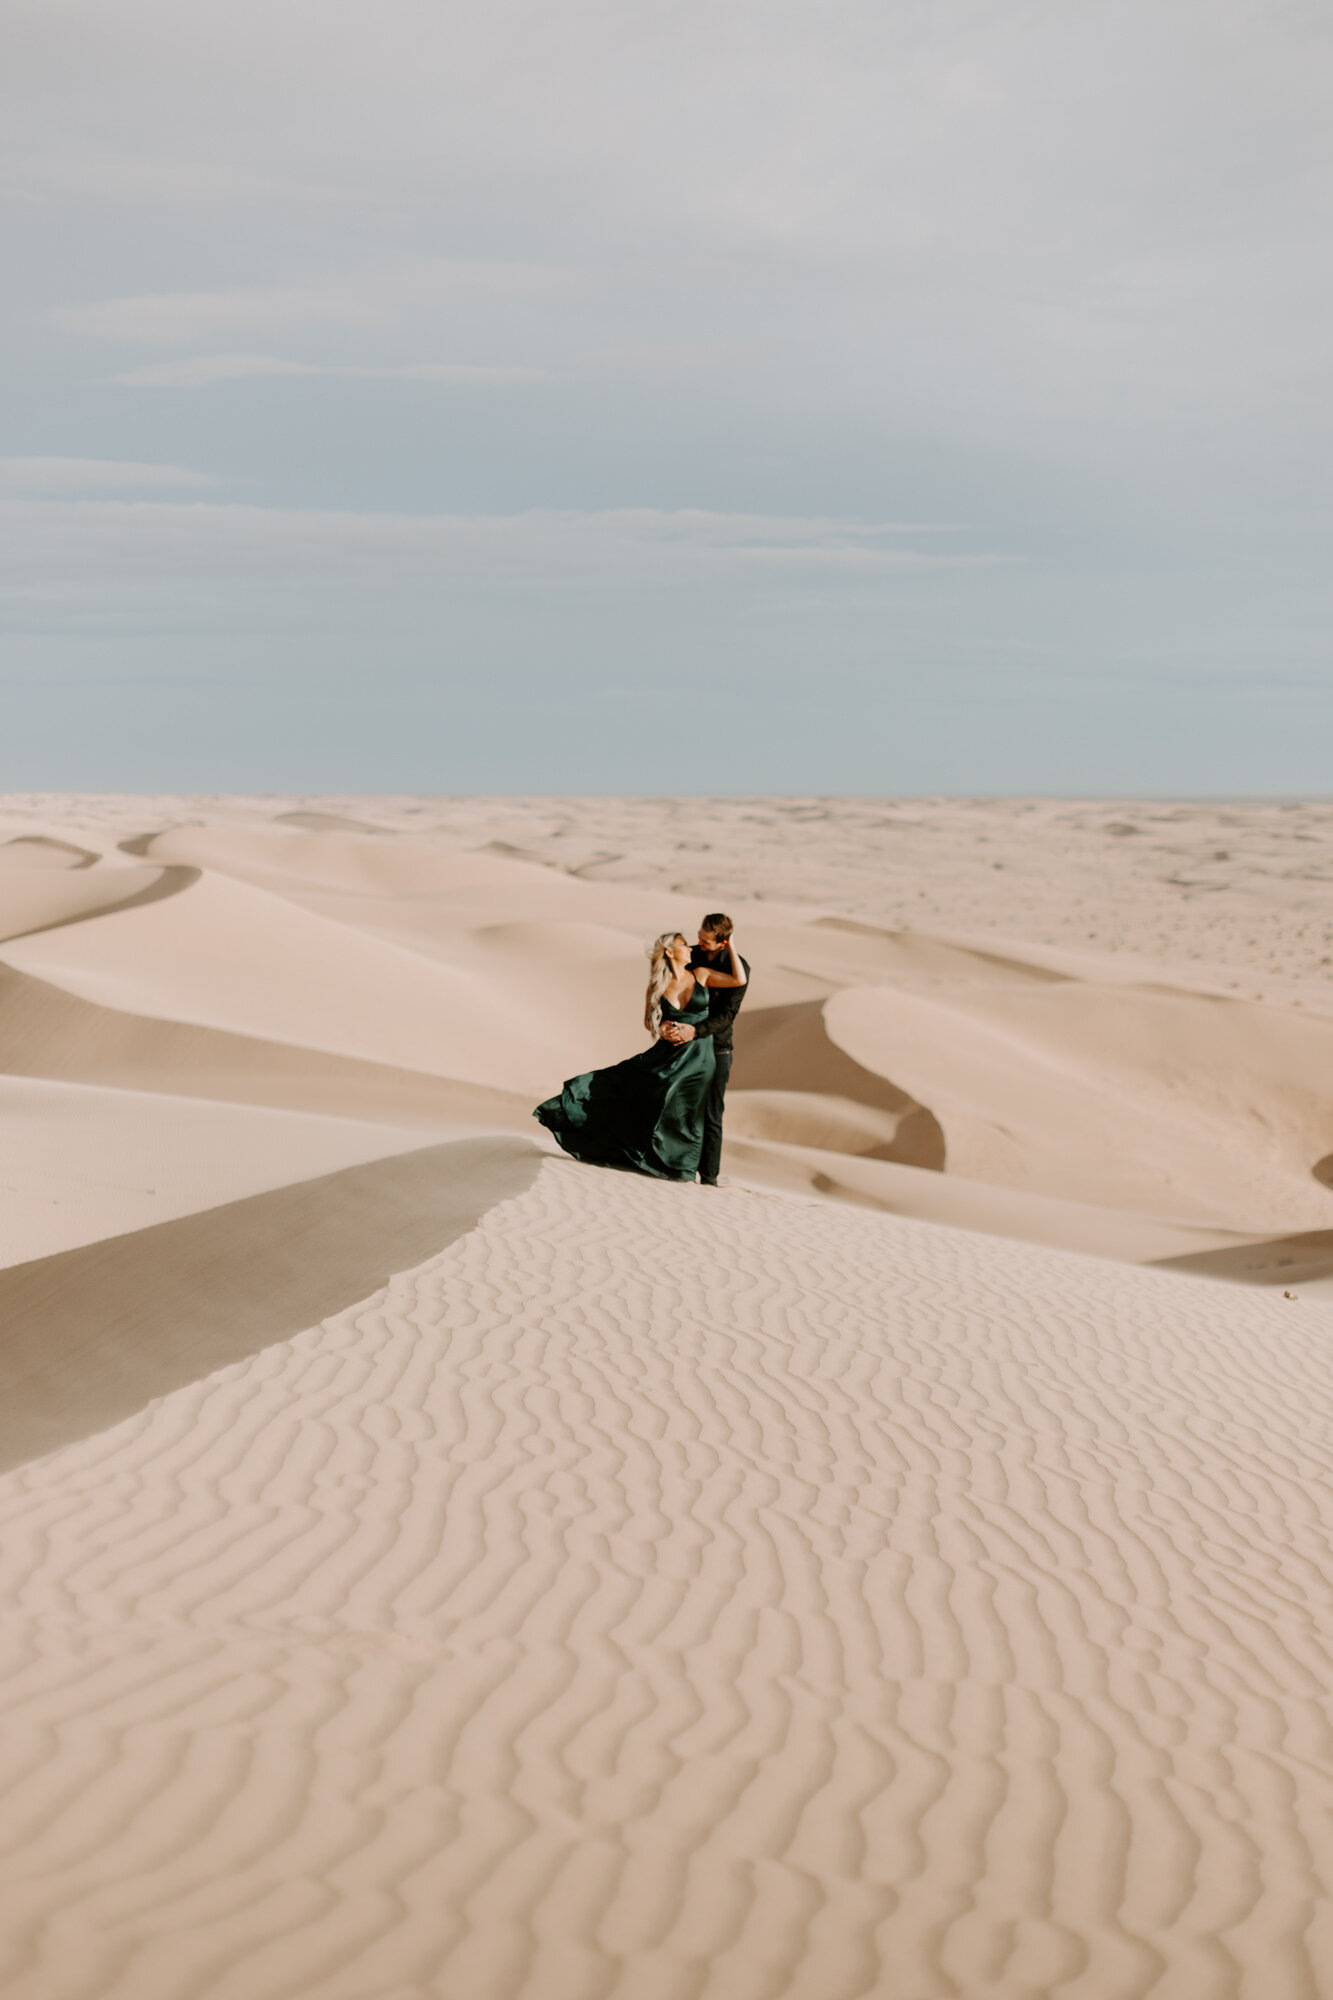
left=111, top=354, right=548, bottom=388
left=0, top=500, right=991, bottom=612
left=51, top=263, right=584, bottom=345
left=0, top=457, right=215, bottom=492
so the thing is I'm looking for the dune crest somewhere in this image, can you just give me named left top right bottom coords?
left=0, top=957, right=532, bottom=1133
left=0, top=858, right=190, bottom=945
left=826, top=980, right=1333, bottom=1230
left=0, top=1135, right=541, bottom=1472
left=1, top=835, right=97, bottom=869
left=730, top=998, right=946, bottom=1171
left=0, top=1074, right=464, bottom=1269
left=275, top=808, right=390, bottom=834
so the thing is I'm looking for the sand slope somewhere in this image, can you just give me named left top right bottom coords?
left=0, top=1075, right=462, bottom=1268
left=1, top=836, right=99, bottom=870
left=2, top=1157, right=1332, bottom=1998
left=0, top=869, right=569, bottom=1093
left=720, top=1132, right=1255, bottom=1265
left=0, top=1136, right=541, bottom=1472
left=0, top=853, right=182, bottom=945
left=0, top=959, right=531, bottom=1135
left=827, top=980, right=1333, bottom=1229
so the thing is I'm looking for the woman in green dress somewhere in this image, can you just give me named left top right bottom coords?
left=534, top=930, right=747, bottom=1182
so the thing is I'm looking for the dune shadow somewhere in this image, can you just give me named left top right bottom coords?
left=1313, top=1153, right=1333, bottom=1192
left=731, top=999, right=946, bottom=1170
left=0, top=1135, right=544, bottom=1475
left=812, top=917, right=1071, bottom=984
left=0, top=958, right=534, bottom=1129
left=1152, top=1229, right=1333, bottom=1286
left=5, top=864, right=201, bottom=943
left=3, top=837, right=99, bottom=870
left=275, top=810, right=389, bottom=835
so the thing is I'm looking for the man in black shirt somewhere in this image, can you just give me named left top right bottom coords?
left=660, top=911, right=750, bottom=1187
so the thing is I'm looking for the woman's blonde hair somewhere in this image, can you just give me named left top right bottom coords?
left=644, top=932, right=686, bottom=1038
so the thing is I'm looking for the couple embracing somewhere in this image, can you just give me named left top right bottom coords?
left=535, top=914, right=749, bottom=1185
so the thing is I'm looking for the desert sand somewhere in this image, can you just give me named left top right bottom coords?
left=1, top=794, right=1331, bottom=1997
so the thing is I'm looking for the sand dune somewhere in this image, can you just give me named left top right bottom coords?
left=2, top=1157, right=1332, bottom=1997
left=1, top=835, right=98, bottom=869
left=3, top=795, right=1333, bottom=1996
left=0, top=1135, right=539, bottom=1473
left=135, top=820, right=673, bottom=926
left=828, top=979, right=1333, bottom=1229
left=362, top=793, right=1333, bottom=1008
left=730, top=998, right=945, bottom=1170
left=1154, top=1225, right=1333, bottom=1287
left=0, top=958, right=532, bottom=1131
left=0, top=853, right=186, bottom=945
left=1, top=866, right=575, bottom=1093
left=131, top=823, right=823, bottom=999
left=723, top=1086, right=932, bottom=1159
left=5, top=790, right=1331, bottom=1000
left=3, top=799, right=1329, bottom=1258
left=721, top=1131, right=1256, bottom=1264
left=0, top=1074, right=452, bottom=1269
left=274, top=808, right=389, bottom=834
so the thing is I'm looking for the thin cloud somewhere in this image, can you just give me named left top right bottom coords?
left=52, top=262, right=586, bottom=344
left=112, top=354, right=549, bottom=388
left=1, top=500, right=992, bottom=602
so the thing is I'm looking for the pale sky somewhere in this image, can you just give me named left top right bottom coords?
left=3, top=0, right=1331, bottom=792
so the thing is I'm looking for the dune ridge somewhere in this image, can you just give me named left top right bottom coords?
left=0, top=1074, right=476, bottom=1270
left=2, top=836, right=98, bottom=869
left=0, top=856, right=193, bottom=946
left=0, top=1135, right=540, bottom=1473
left=1, top=1159, right=1332, bottom=1997
left=0, top=960, right=531, bottom=1132
left=729, top=999, right=946, bottom=1170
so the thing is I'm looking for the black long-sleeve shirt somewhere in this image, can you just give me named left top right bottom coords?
left=688, top=948, right=751, bottom=1051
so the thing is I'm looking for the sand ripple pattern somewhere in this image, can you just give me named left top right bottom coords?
left=2, top=1163, right=1333, bottom=1998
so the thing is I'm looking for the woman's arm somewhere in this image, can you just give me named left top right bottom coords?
left=696, top=939, right=747, bottom=989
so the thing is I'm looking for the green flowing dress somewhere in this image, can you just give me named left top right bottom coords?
left=534, top=979, right=715, bottom=1181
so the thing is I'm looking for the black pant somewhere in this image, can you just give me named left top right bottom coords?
left=699, top=1047, right=732, bottom=1184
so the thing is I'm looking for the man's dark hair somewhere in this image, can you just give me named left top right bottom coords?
left=700, top=912, right=733, bottom=942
